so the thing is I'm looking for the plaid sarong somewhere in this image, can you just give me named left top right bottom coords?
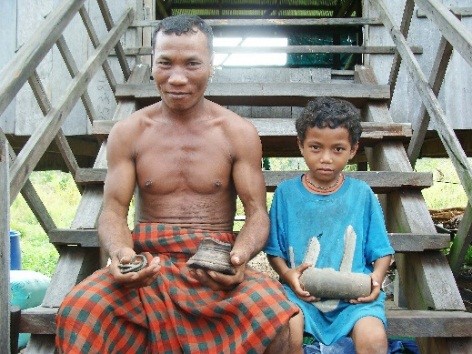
left=56, top=223, right=298, bottom=353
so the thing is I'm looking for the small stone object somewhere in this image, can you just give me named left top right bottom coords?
left=187, top=237, right=236, bottom=275
left=300, top=268, right=371, bottom=299
left=118, top=254, right=148, bottom=274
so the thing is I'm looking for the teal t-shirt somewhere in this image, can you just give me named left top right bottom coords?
left=265, top=175, right=394, bottom=345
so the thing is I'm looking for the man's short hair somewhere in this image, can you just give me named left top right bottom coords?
left=152, top=15, right=213, bottom=54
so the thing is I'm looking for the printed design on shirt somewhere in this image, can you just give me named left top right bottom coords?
left=299, top=225, right=357, bottom=312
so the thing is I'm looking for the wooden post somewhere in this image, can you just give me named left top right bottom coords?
left=0, top=132, right=11, bottom=352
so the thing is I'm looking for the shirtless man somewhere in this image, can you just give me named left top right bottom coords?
left=56, top=15, right=299, bottom=353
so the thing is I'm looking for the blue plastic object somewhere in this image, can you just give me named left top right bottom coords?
left=9, top=230, right=22, bottom=270
left=10, top=270, right=51, bottom=349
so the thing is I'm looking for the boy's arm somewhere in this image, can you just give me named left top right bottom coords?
left=371, top=255, right=392, bottom=287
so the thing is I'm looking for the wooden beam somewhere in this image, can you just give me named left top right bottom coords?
left=40, top=65, right=149, bottom=309
left=0, top=129, right=56, bottom=232
left=92, top=119, right=411, bottom=138
left=356, top=65, right=465, bottom=311
left=28, top=71, right=80, bottom=177
left=131, top=18, right=384, bottom=28
left=48, top=228, right=448, bottom=252
left=121, top=45, right=422, bottom=56
left=78, top=6, right=117, bottom=92
left=20, top=303, right=472, bottom=338
left=417, top=7, right=472, bottom=18
left=415, top=0, right=472, bottom=69
left=75, top=168, right=432, bottom=192
left=448, top=205, right=472, bottom=274
left=115, top=82, right=390, bottom=107
left=386, top=310, right=472, bottom=337
left=8, top=9, right=134, bottom=202
left=96, top=0, right=131, bottom=80
left=407, top=36, right=453, bottom=166
left=56, top=35, right=98, bottom=124
left=388, top=0, right=415, bottom=93
left=0, top=132, right=10, bottom=352
left=0, top=0, right=87, bottom=116
left=370, top=0, right=472, bottom=205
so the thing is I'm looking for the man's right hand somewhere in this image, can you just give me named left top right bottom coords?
left=109, top=249, right=161, bottom=288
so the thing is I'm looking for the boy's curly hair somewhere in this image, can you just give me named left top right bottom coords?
left=295, top=97, right=362, bottom=145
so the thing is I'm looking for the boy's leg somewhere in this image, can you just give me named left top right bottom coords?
left=290, top=311, right=305, bottom=353
left=351, top=316, right=388, bottom=354
left=265, top=311, right=304, bottom=354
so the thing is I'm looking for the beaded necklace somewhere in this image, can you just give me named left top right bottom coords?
left=304, top=173, right=344, bottom=194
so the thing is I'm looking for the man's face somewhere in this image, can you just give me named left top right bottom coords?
left=152, top=29, right=213, bottom=112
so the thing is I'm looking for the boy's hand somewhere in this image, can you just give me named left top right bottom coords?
left=283, top=263, right=319, bottom=303
left=349, top=274, right=381, bottom=304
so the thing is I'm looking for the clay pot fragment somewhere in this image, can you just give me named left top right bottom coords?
left=187, top=237, right=236, bottom=275
left=300, top=267, right=371, bottom=299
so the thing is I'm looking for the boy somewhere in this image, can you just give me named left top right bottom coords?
left=265, top=97, right=394, bottom=353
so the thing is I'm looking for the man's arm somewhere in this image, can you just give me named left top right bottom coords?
left=98, top=120, right=160, bottom=287
left=230, top=120, right=269, bottom=263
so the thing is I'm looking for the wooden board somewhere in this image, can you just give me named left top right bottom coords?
left=48, top=228, right=449, bottom=253
left=115, top=82, right=390, bottom=107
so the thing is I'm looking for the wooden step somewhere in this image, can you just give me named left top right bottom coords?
left=19, top=306, right=472, bottom=338
left=92, top=119, right=412, bottom=157
left=115, top=81, right=390, bottom=107
left=132, top=18, right=384, bottom=29
left=75, top=169, right=431, bottom=193
left=48, top=228, right=449, bottom=253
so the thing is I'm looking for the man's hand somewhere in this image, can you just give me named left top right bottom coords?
left=109, top=249, right=161, bottom=289
left=188, top=249, right=247, bottom=291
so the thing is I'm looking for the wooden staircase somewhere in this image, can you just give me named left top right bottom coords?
left=2, top=1, right=472, bottom=353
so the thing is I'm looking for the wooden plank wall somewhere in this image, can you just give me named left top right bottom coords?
left=0, top=1, right=17, bottom=132
left=1, top=0, right=138, bottom=136
left=365, top=0, right=472, bottom=129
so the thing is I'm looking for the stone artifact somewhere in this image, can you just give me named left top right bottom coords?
left=298, top=225, right=371, bottom=300
left=187, top=237, right=236, bottom=275
left=300, top=267, right=371, bottom=299
left=118, top=254, right=148, bottom=274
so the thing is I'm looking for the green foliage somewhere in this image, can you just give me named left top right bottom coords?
left=415, top=158, right=468, bottom=210
left=10, top=171, right=81, bottom=276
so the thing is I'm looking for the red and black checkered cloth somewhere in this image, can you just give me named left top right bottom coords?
left=56, top=223, right=298, bottom=353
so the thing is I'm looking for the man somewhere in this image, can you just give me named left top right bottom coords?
left=56, top=14, right=299, bottom=353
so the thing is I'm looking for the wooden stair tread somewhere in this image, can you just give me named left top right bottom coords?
left=75, top=169, right=432, bottom=192
left=115, top=82, right=390, bottom=107
left=48, top=228, right=449, bottom=252
left=20, top=306, right=472, bottom=337
left=93, top=119, right=411, bottom=157
left=132, top=18, right=384, bottom=28
left=93, top=119, right=411, bottom=139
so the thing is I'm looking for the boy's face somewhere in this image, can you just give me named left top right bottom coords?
left=298, top=126, right=358, bottom=189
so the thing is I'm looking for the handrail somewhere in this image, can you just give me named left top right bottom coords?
left=0, top=0, right=87, bottom=117
left=8, top=9, right=134, bottom=202
left=0, top=131, right=11, bottom=352
left=370, top=0, right=472, bottom=273
left=415, top=0, right=472, bottom=68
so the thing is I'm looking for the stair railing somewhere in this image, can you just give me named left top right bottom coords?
left=0, top=3, right=134, bottom=350
left=369, top=0, right=472, bottom=273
